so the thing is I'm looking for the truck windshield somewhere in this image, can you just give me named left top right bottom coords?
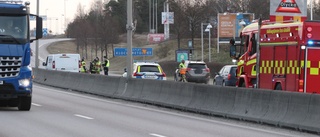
left=0, top=15, right=28, bottom=44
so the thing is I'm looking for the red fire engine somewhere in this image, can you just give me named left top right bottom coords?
left=230, top=20, right=320, bottom=94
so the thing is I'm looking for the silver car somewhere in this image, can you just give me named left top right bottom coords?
left=174, top=61, right=210, bottom=84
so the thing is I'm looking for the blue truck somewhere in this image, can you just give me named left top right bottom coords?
left=0, top=1, right=42, bottom=110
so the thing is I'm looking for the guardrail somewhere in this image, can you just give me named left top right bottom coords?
left=33, top=68, right=320, bottom=134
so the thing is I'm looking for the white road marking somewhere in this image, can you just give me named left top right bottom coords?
left=74, top=114, right=94, bottom=120
left=149, top=133, right=167, bottom=137
left=32, top=103, right=42, bottom=107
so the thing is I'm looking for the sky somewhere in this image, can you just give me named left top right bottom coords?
left=25, top=0, right=98, bottom=34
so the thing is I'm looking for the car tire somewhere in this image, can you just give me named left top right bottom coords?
left=18, top=96, right=31, bottom=111
left=222, top=81, right=226, bottom=86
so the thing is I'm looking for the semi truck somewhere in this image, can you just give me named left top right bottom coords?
left=230, top=19, right=320, bottom=94
left=0, top=0, right=42, bottom=110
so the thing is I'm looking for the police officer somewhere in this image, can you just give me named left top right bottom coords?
left=80, top=57, right=87, bottom=73
left=178, top=60, right=186, bottom=82
left=90, top=59, right=96, bottom=74
left=95, top=57, right=101, bottom=74
left=103, top=56, right=110, bottom=75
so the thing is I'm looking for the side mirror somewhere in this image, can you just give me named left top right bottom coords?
left=124, top=68, right=127, bottom=72
left=42, top=62, right=47, bottom=66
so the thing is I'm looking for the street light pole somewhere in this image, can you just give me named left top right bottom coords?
left=201, top=23, right=203, bottom=61
left=208, top=29, right=211, bottom=62
left=205, top=23, right=212, bottom=62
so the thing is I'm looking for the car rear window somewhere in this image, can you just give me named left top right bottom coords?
left=139, top=65, right=160, bottom=72
left=188, top=63, right=206, bottom=69
left=230, top=67, right=237, bottom=76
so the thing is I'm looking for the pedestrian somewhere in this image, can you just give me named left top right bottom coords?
left=178, top=60, right=186, bottom=82
left=80, top=57, right=87, bottom=73
left=95, top=57, right=101, bottom=74
left=90, top=59, right=96, bottom=74
left=103, top=56, right=110, bottom=75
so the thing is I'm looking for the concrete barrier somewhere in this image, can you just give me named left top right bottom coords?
left=278, top=92, right=311, bottom=129
left=242, top=89, right=272, bottom=123
left=32, top=68, right=320, bottom=133
left=156, top=80, right=180, bottom=107
left=226, top=88, right=253, bottom=120
left=299, top=94, right=320, bottom=133
left=139, top=79, right=163, bottom=103
left=89, top=75, right=121, bottom=97
left=211, top=86, right=237, bottom=117
left=187, top=84, right=212, bottom=112
left=72, top=73, right=95, bottom=92
left=113, top=77, right=127, bottom=98
left=259, top=91, right=290, bottom=126
left=199, top=85, right=222, bottom=115
left=121, top=78, right=144, bottom=101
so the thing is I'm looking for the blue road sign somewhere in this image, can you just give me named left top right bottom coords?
left=114, top=48, right=153, bottom=56
left=43, top=28, right=48, bottom=37
left=176, top=50, right=189, bottom=62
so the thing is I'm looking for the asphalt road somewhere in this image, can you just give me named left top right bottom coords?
left=0, top=84, right=317, bottom=137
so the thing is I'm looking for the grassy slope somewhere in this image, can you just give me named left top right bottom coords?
left=47, top=35, right=233, bottom=76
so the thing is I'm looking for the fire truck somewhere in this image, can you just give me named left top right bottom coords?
left=230, top=20, right=320, bottom=94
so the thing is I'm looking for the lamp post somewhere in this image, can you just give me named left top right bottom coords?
left=205, top=23, right=212, bottom=62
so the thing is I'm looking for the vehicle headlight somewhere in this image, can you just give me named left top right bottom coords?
left=19, top=79, right=30, bottom=87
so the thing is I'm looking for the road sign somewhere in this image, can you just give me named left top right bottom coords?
left=176, top=50, right=189, bottom=62
left=43, top=28, right=48, bottom=37
left=114, top=48, right=153, bottom=56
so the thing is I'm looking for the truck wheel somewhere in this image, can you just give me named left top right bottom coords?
left=241, top=82, right=246, bottom=87
left=275, top=84, right=282, bottom=90
left=18, top=96, right=32, bottom=111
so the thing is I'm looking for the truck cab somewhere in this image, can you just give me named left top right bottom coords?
left=0, top=1, right=42, bottom=110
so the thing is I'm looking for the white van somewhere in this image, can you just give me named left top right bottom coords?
left=43, top=53, right=81, bottom=73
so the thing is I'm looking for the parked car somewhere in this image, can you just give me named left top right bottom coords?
left=122, top=61, right=166, bottom=80
left=213, top=65, right=237, bottom=86
left=174, top=61, right=210, bottom=84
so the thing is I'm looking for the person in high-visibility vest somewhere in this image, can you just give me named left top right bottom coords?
left=95, top=57, right=102, bottom=74
left=178, top=60, right=187, bottom=82
left=80, top=58, right=87, bottom=73
left=103, top=56, right=110, bottom=75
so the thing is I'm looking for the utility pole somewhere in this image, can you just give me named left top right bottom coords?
left=127, top=0, right=133, bottom=79
left=35, top=0, right=39, bottom=68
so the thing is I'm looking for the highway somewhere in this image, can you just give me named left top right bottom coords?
left=7, top=39, right=314, bottom=137
left=0, top=84, right=317, bottom=137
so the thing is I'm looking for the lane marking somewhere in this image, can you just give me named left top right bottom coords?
left=32, top=103, right=42, bottom=107
left=35, top=85, right=302, bottom=137
left=150, top=133, right=167, bottom=137
left=74, top=114, right=94, bottom=120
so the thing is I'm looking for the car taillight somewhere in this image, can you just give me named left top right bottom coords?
left=227, top=74, right=231, bottom=80
left=133, top=72, right=142, bottom=76
left=52, top=61, right=55, bottom=69
left=161, top=72, right=166, bottom=77
left=204, top=68, right=210, bottom=72
left=187, top=68, right=192, bottom=71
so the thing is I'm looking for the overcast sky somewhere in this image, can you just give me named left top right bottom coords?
left=26, top=0, right=97, bottom=34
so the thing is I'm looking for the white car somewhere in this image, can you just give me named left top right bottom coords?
left=123, top=62, right=166, bottom=80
